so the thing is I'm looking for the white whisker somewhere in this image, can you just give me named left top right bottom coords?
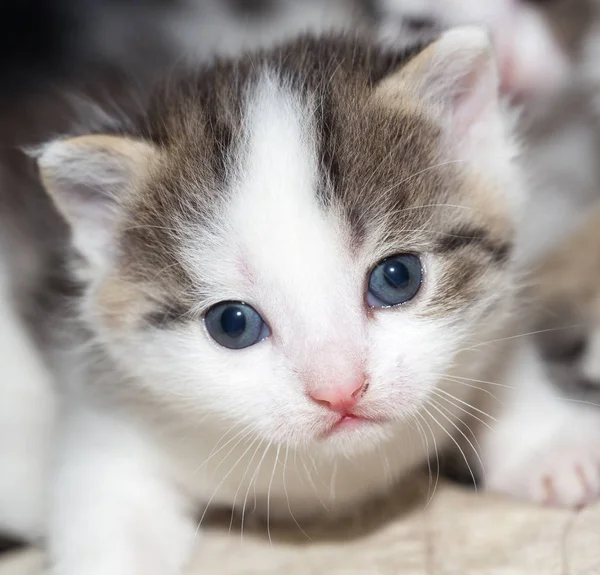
left=432, top=390, right=494, bottom=432
left=300, top=454, right=329, bottom=512
left=411, top=414, right=433, bottom=501
left=416, top=411, right=440, bottom=506
left=422, top=405, right=478, bottom=492
left=227, top=437, right=261, bottom=536
left=283, top=446, right=312, bottom=540
left=266, top=445, right=281, bottom=545
left=194, top=423, right=254, bottom=474
left=434, top=388, right=498, bottom=423
left=458, top=326, right=583, bottom=353
left=437, top=372, right=513, bottom=390
left=241, top=440, right=272, bottom=543
left=427, top=401, right=485, bottom=485
left=194, top=434, right=259, bottom=542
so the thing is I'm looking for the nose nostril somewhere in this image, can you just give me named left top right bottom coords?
left=352, top=381, right=367, bottom=400
left=310, top=379, right=368, bottom=411
left=313, top=397, right=333, bottom=409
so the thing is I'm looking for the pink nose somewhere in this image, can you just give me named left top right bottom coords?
left=310, top=378, right=366, bottom=413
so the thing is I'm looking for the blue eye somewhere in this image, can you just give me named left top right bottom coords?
left=367, top=254, right=423, bottom=308
left=205, top=302, right=270, bottom=349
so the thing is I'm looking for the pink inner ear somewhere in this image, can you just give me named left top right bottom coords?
left=450, top=54, right=498, bottom=143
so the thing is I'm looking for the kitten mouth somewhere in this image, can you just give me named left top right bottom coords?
left=321, top=413, right=381, bottom=438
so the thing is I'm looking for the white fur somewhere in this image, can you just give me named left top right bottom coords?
left=481, top=339, right=600, bottom=507
left=47, top=407, right=195, bottom=575
left=0, top=252, right=55, bottom=541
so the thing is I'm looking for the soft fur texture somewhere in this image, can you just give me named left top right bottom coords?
left=24, top=30, right=530, bottom=574
left=2, top=0, right=600, bottom=571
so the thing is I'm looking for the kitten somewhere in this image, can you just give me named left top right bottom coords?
left=480, top=203, right=600, bottom=508
left=29, top=28, right=526, bottom=573
left=0, top=0, right=363, bottom=544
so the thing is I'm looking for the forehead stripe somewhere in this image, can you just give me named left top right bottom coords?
left=435, top=226, right=511, bottom=264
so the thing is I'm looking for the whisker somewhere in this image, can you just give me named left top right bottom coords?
left=329, top=459, right=338, bottom=504
left=228, top=437, right=261, bottom=536
left=436, top=372, right=513, bottom=390
left=300, top=454, right=330, bottom=512
left=379, top=160, right=468, bottom=197
left=458, top=326, right=583, bottom=353
left=430, top=398, right=483, bottom=450
left=214, top=428, right=257, bottom=472
left=439, top=376, right=505, bottom=401
left=194, top=423, right=254, bottom=474
left=241, top=440, right=272, bottom=543
left=266, top=445, right=281, bottom=546
left=432, top=390, right=494, bottom=432
left=283, top=446, right=312, bottom=540
left=427, top=401, right=486, bottom=485
left=433, top=388, right=498, bottom=423
left=431, top=373, right=515, bottom=394
left=194, top=434, right=259, bottom=542
left=416, top=411, right=440, bottom=506
left=411, top=414, right=433, bottom=502
left=554, top=396, right=600, bottom=408
left=386, top=203, right=476, bottom=218
left=422, top=405, right=478, bottom=493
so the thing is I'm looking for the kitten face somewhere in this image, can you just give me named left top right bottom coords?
left=38, top=32, right=522, bottom=454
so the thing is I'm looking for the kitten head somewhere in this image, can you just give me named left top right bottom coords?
left=37, top=29, right=522, bottom=454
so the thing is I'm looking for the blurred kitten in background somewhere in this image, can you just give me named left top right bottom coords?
left=371, top=0, right=572, bottom=102
left=480, top=201, right=600, bottom=508
left=534, top=202, right=600, bottom=406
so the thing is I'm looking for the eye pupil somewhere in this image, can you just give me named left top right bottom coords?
left=205, top=301, right=270, bottom=350
left=367, top=254, right=422, bottom=308
left=220, top=307, right=246, bottom=338
left=383, top=262, right=409, bottom=289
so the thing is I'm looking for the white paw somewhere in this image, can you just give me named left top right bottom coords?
left=526, top=443, right=600, bottom=508
left=488, top=440, right=600, bottom=509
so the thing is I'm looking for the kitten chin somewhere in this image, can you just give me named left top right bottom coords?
left=28, top=30, right=524, bottom=572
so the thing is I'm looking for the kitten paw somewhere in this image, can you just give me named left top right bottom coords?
left=488, top=441, right=600, bottom=509
left=528, top=445, right=600, bottom=508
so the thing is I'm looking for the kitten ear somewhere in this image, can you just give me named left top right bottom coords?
left=35, top=135, right=157, bottom=268
left=376, top=26, right=505, bottom=164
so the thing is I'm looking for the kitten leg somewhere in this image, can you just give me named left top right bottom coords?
left=0, top=260, right=55, bottom=541
left=480, top=339, right=600, bottom=508
left=48, top=407, right=196, bottom=575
